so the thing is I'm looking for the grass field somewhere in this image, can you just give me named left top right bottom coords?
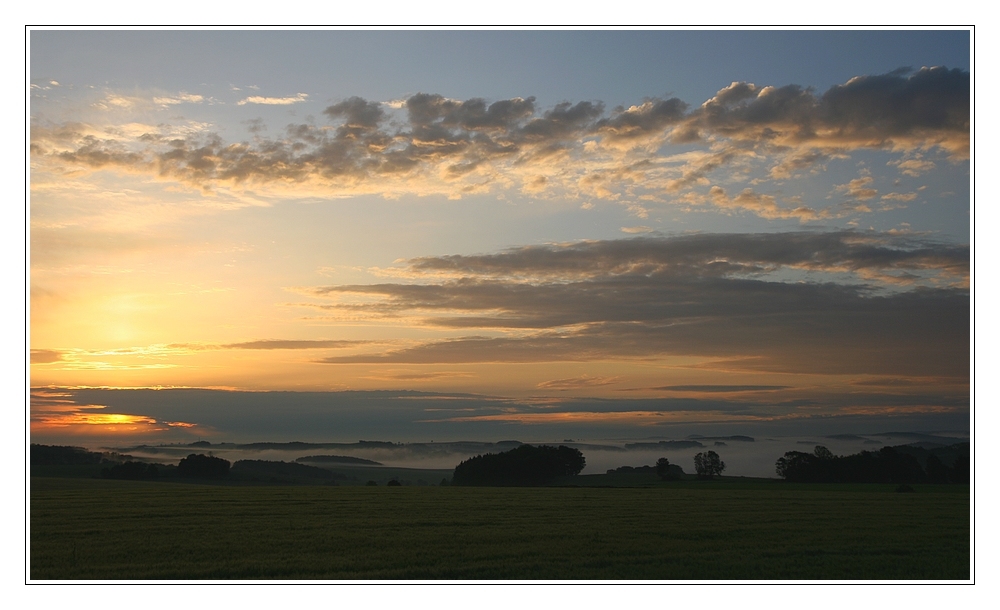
left=30, top=477, right=970, bottom=580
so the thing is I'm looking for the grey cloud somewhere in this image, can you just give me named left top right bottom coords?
left=405, top=93, right=536, bottom=131
left=400, top=230, right=969, bottom=280
left=686, top=67, right=969, bottom=155
left=37, top=387, right=968, bottom=446
left=596, top=97, right=688, bottom=139
left=323, top=96, right=385, bottom=130
left=312, top=232, right=968, bottom=377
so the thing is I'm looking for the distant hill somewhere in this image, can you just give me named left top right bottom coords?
left=231, top=460, right=343, bottom=483
left=624, top=440, right=704, bottom=450
left=296, top=455, right=382, bottom=465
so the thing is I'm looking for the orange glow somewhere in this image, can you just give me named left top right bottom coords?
left=420, top=410, right=786, bottom=425
left=30, top=396, right=199, bottom=437
left=36, top=412, right=158, bottom=426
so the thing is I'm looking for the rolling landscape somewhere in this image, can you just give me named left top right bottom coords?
left=29, top=29, right=972, bottom=582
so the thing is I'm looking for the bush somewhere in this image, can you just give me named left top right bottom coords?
left=452, top=444, right=585, bottom=486
left=387, top=479, right=402, bottom=487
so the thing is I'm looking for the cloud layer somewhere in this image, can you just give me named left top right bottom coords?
left=302, top=231, right=969, bottom=377
left=31, top=68, right=969, bottom=219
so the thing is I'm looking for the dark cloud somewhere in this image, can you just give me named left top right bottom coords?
left=309, top=232, right=969, bottom=377
left=400, top=230, right=968, bottom=281
left=36, top=387, right=968, bottom=447
left=685, top=66, right=969, bottom=156
left=596, top=97, right=689, bottom=140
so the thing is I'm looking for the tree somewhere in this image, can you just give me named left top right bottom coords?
left=693, top=451, right=725, bottom=479
left=177, top=453, right=230, bottom=478
left=452, top=444, right=586, bottom=486
left=814, top=446, right=834, bottom=460
left=656, top=457, right=680, bottom=481
left=924, top=454, right=951, bottom=483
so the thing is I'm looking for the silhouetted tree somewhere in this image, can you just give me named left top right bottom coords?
left=177, top=454, right=230, bottom=479
left=366, top=480, right=378, bottom=486
left=31, top=444, right=103, bottom=465
left=814, top=446, right=834, bottom=460
left=656, top=457, right=681, bottom=481
left=775, top=445, right=930, bottom=483
left=693, top=451, right=725, bottom=479
left=775, top=451, right=816, bottom=481
left=387, top=479, right=402, bottom=487
left=452, top=444, right=585, bottom=486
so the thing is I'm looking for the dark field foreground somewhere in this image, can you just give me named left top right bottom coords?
left=30, top=477, right=969, bottom=580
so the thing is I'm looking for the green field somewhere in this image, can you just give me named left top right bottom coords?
left=30, top=477, right=969, bottom=580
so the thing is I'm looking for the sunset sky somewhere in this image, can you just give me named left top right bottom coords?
left=28, top=30, right=971, bottom=446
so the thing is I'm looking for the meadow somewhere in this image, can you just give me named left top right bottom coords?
left=30, top=476, right=970, bottom=580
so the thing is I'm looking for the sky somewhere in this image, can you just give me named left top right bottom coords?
left=28, top=29, right=971, bottom=452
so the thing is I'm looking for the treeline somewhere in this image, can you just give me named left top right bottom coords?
left=607, top=459, right=685, bottom=480
left=452, top=445, right=586, bottom=486
left=776, top=444, right=970, bottom=484
left=31, top=444, right=106, bottom=465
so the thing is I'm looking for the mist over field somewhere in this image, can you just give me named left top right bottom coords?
left=95, top=430, right=968, bottom=479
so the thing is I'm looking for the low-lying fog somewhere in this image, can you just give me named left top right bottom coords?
left=106, top=432, right=969, bottom=479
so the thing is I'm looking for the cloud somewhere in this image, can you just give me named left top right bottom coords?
left=709, top=186, right=820, bottom=220
left=649, top=385, right=792, bottom=392
left=881, top=192, right=918, bottom=202
left=30, top=340, right=369, bottom=371
left=537, top=375, right=622, bottom=390
left=237, top=93, right=308, bottom=105
left=684, top=66, right=969, bottom=157
left=31, top=68, right=968, bottom=216
left=219, top=339, right=364, bottom=350
left=621, top=226, right=653, bottom=234
left=890, top=158, right=937, bottom=177
left=153, top=92, right=204, bottom=106
left=31, top=349, right=64, bottom=364
left=305, top=232, right=968, bottom=377
left=835, top=176, right=878, bottom=201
